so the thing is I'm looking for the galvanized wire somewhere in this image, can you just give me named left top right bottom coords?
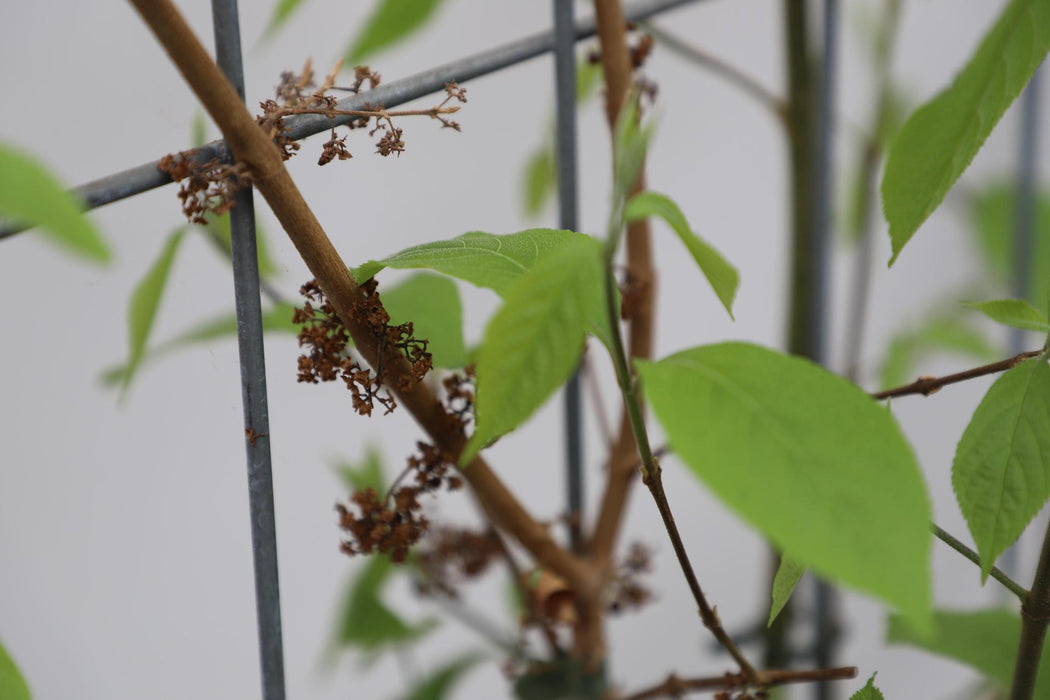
left=0, top=0, right=701, bottom=239
left=211, top=2, right=286, bottom=699
left=552, top=0, right=585, bottom=554
left=1012, top=67, right=1041, bottom=356
left=812, top=1, right=839, bottom=697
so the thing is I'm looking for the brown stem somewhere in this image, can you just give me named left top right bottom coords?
left=872, top=350, right=1043, bottom=400
left=588, top=0, right=656, bottom=576
left=127, top=0, right=596, bottom=607
left=1010, top=520, right=1050, bottom=699
left=620, top=666, right=858, bottom=700
left=577, top=0, right=657, bottom=668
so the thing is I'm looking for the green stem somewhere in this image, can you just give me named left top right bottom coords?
left=931, top=524, right=1027, bottom=602
left=602, top=210, right=758, bottom=682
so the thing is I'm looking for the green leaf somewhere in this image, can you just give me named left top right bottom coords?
left=335, top=446, right=386, bottom=494
left=354, top=229, right=591, bottom=294
left=624, top=191, right=739, bottom=318
left=888, top=609, right=1050, bottom=695
left=263, top=0, right=307, bottom=39
left=612, top=94, right=653, bottom=201
left=346, top=0, right=445, bottom=63
left=952, top=357, right=1050, bottom=580
left=381, top=273, right=467, bottom=368
left=637, top=343, right=932, bottom=628
left=970, top=182, right=1050, bottom=306
left=522, top=147, right=556, bottom=218
left=576, top=60, right=602, bottom=104
left=881, top=0, right=1050, bottom=265
left=121, top=229, right=187, bottom=394
left=396, top=654, right=484, bottom=700
left=0, top=639, right=31, bottom=700
left=335, top=555, right=438, bottom=656
left=849, top=673, right=884, bottom=700
left=101, top=302, right=298, bottom=388
left=354, top=229, right=612, bottom=350
left=963, top=299, right=1050, bottom=333
left=879, top=313, right=999, bottom=390
left=768, top=555, right=805, bottom=627
left=0, top=143, right=110, bottom=265
left=461, top=238, right=602, bottom=464
left=190, top=111, right=208, bottom=149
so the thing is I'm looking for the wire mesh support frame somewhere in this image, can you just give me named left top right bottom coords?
left=0, top=0, right=701, bottom=239
left=552, top=0, right=585, bottom=555
left=811, top=1, right=839, bottom=698
left=211, top=2, right=286, bottom=699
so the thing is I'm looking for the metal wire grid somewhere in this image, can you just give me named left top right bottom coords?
left=11, top=1, right=1040, bottom=699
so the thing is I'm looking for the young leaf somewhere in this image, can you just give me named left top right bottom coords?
left=881, top=0, right=1050, bottom=265
left=335, top=446, right=386, bottom=494
left=461, top=238, right=602, bottom=464
left=100, top=302, right=299, bottom=388
left=970, top=182, right=1050, bottom=305
left=768, top=555, right=806, bottom=627
left=396, top=654, right=484, bottom=700
left=637, top=343, right=932, bottom=628
left=382, top=273, right=466, bottom=368
left=263, top=0, right=307, bottom=39
left=346, top=0, right=445, bottom=63
left=0, top=143, right=110, bottom=265
left=612, top=94, right=652, bottom=202
left=0, top=639, right=31, bottom=700
left=624, top=191, right=739, bottom=318
left=522, top=147, right=556, bottom=218
left=963, top=299, right=1050, bottom=333
left=888, top=609, right=1050, bottom=695
left=952, top=357, right=1050, bottom=580
left=879, top=313, right=1000, bottom=390
left=334, top=555, right=438, bottom=657
left=121, top=229, right=187, bottom=394
left=849, top=674, right=884, bottom=700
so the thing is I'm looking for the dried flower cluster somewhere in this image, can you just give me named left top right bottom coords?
left=160, top=61, right=466, bottom=222
left=441, top=365, right=476, bottom=434
left=607, top=541, right=653, bottom=614
left=257, top=59, right=466, bottom=165
left=293, top=279, right=432, bottom=416
left=157, top=152, right=250, bottom=224
left=414, top=526, right=502, bottom=598
left=337, top=441, right=462, bottom=563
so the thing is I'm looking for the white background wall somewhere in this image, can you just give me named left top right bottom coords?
left=0, top=1, right=1045, bottom=698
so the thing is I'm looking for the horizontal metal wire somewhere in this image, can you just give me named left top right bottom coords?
left=0, top=0, right=699, bottom=239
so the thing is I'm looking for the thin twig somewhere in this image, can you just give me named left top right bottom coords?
left=641, top=22, right=788, bottom=126
left=621, top=666, right=858, bottom=700
left=932, top=524, right=1027, bottom=602
left=872, top=350, right=1043, bottom=400
left=600, top=163, right=757, bottom=682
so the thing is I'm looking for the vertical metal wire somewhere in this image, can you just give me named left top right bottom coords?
left=210, top=3, right=286, bottom=699
left=553, top=0, right=585, bottom=554
left=1012, top=67, right=1041, bottom=355
left=812, top=0, right=839, bottom=696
